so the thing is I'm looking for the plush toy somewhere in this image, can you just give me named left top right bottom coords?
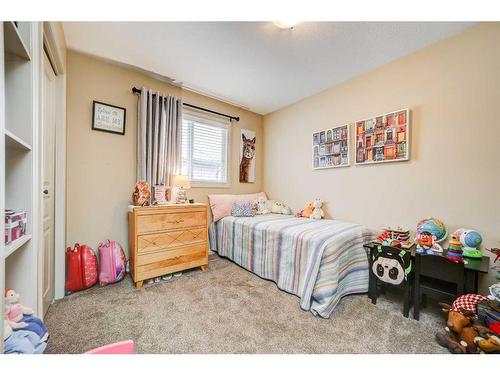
left=435, top=295, right=493, bottom=354
left=474, top=332, right=500, bottom=353
left=6, top=304, right=49, bottom=342
left=271, top=201, right=283, bottom=214
left=132, top=180, right=151, bottom=206
left=281, top=204, right=292, bottom=215
left=309, top=198, right=324, bottom=220
left=255, top=196, right=269, bottom=215
left=3, top=319, right=46, bottom=354
left=296, top=202, right=314, bottom=218
left=4, top=289, right=34, bottom=315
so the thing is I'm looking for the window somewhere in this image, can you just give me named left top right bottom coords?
left=181, top=111, right=230, bottom=186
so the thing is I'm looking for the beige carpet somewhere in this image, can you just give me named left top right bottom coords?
left=44, top=255, right=448, bottom=354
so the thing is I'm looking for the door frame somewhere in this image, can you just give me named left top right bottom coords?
left=40, top=23, right=67, bottom=311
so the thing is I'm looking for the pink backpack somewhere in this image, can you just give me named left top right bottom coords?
left=97, top=240, right=126, bottom=286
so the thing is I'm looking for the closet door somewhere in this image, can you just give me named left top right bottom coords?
left=42, top=51, right=56, bottom=315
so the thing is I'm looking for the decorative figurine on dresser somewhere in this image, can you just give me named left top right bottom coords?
left=128, top=180, right=208, bottom=288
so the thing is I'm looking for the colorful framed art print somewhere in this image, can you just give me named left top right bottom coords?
left=312, top=124, right=350, bottom=169
left=355, top=108, right=410, bottom=165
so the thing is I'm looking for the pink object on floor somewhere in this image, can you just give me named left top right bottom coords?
left=85, top=340, right=135, bottom=354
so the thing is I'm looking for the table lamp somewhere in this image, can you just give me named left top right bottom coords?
left=173, top=175, right=190, bottom=204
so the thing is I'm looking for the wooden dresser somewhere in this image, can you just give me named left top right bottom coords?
left=128, top=203, right=209, bottom=288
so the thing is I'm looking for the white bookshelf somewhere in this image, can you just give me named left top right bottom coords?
left=1, top=21, right=42, bottom=353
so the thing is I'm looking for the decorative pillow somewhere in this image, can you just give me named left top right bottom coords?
left=208, top=192, right=267, bottom=222
left=231, top=203, right=256, bottom=217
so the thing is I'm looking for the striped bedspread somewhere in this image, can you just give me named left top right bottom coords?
left=209, top=214, right=374, bottom=318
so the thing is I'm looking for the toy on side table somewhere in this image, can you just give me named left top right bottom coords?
left=415, top=217, right=447, bottom=254
left=446, top=234, right=464, bottom=262
left=454, top=228, right=483, bottom=259
left=309, top=198, right=324, bottom=220
left=375, top=227, right=413, bottom=249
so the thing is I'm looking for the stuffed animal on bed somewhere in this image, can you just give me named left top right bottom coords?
left=271, top=201, right=283, bottom=214
left=281, top=204, right=292, bottom=215
left=255, top=197, right=269, bottom=215
left=310, top=198, right=324, bottom=220
left=296, top=202, right=314, bottom=218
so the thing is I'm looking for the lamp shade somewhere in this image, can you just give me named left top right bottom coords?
left=173, top=175, right=191, bottom=189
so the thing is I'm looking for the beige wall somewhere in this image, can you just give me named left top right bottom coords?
left=263, top=23, right=500, bottom=291
left=66, top=51, right=263, bottom=255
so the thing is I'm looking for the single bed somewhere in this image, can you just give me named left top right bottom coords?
left=209, top=214, right=374, bottom=318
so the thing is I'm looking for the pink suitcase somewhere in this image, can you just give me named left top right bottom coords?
left=97, top=240, right=126, bottom=286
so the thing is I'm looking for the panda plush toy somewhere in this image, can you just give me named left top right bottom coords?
left=372, top=246, right=411, bottom=285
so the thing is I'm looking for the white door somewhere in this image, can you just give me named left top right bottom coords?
left=42, top=52, right=56, bottom=316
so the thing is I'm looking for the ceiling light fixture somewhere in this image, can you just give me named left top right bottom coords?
left=273, top=21, right=300, bottom=30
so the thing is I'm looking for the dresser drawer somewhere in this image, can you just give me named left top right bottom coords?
left=136, top=210, right=206, bottom=234
left=137, top=228, right=207, bottom=255
left=137, top=244, right=207, bottom=272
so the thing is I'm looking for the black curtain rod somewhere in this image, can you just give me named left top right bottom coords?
left=132, top=87, right=240, bottom=122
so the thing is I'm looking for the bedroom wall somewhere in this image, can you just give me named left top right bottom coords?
left=66, top=50, right=263, bottom=255
left=263, top=23, right=500, bottom=292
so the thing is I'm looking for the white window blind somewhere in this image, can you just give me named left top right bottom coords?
left=181, top=112, right=229, bottom=185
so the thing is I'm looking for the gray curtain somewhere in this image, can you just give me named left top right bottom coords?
left=137, top=87, right=183, bottom=188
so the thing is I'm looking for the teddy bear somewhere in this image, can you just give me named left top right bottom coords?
left=271, top=201, right=284, bottom=214
left=309, top=198, right=324, bottom=220
left=132, top=180, right=151, bottom=206
left=296, top=202, right=314, bottom=218
left=255, top=196, right=269, bottom=215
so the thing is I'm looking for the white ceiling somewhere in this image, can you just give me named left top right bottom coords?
left=63, top=22, right=474, bottom=114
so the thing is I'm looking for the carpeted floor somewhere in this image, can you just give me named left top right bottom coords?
left=44, top=255, right=448, bottom=354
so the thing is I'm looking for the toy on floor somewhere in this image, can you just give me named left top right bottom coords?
left=435, top=294, right=497, bottom=354
left=446, top=233, right=464, bottom=262
left=309, top=198, right=324, bottom=220
left=474, top=332, right=500, bottom=353
left=454, top=228, right=483, bottom=259
left=255, top=196, right=269, bottom=215
left=4, top=291, right=49, bottom=342
left=415, top=217, right=447, bottom=254
left=476, top=283, right=500, bottom=334
left=296, top=202, right=314, bottom=218
left=6, top=305, right=48, bottom=341
left=3, top=320, right=46, bottom=354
